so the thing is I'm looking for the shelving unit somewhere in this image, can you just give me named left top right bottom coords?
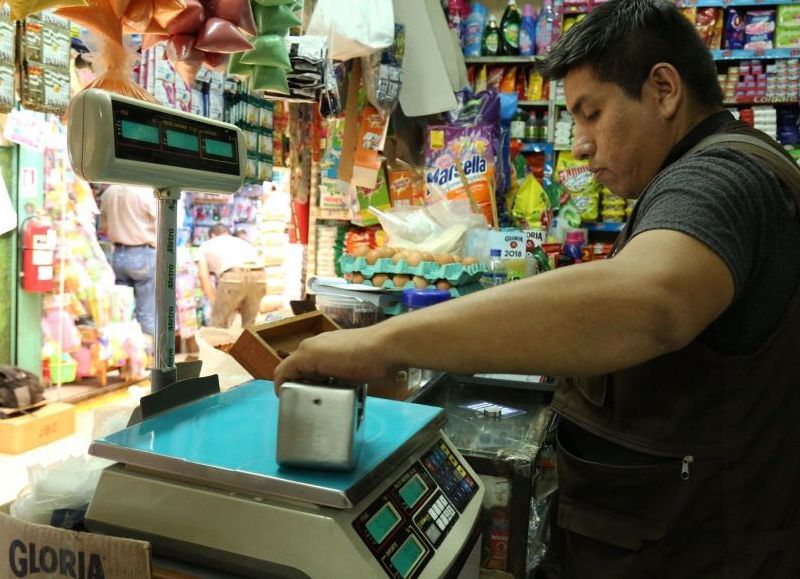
left=676, top=0, right=800, bottom=7
left=584, top=222, right=625, bottom=233
left=464, top=56, right=540, bottom=65
left=711, top=48, right=800, bottom=61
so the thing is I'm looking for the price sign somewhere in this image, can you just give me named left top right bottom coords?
left=524, top=230, right=547, bottom=256
left=501, top=232, right=525, bottom=259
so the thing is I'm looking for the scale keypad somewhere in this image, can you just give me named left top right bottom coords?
left=352, top=439, right=479, bottom=578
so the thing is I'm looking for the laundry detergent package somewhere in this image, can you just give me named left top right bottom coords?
left=725, top=8, right=746, bottom=50
left=426, top=124, right=496, bottom=225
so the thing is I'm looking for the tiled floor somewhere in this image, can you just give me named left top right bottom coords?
left=0, top=385, right=147, bottom=507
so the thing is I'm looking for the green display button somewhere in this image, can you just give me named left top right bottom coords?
left=391, top=536, right=425, bottom=578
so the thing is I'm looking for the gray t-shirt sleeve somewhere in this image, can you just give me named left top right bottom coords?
left=628, top=147, right=783, bottom=299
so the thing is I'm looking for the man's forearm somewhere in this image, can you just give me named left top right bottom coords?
left=377, top=259, right=679, bottom=378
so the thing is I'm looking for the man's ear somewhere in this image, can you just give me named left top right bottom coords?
left=645, top=62, right=682, bottom=120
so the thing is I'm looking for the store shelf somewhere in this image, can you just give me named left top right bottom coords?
left=464, top=56, right=540, bottom=64
left=554, top=145, right=573, bottom=151
left=554, top=100, right=567, bottom=107
left=585, top=222, right=625, bottom=233
left=711, top=48, right=800, bottom=61
left=518, top=100, right=550, bottom=107
left=316, top=209, right=351, bottom=221
left=724, top=99, right=799, bottom=106
left=677, top=0, right=800, bottom=6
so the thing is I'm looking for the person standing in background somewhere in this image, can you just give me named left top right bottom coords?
left=198, top=224, right=266, bottom=328
left=100, top=184, right=157, bottom=337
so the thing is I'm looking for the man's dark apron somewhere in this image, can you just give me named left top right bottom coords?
left=547, top=123, right=800, bottom=578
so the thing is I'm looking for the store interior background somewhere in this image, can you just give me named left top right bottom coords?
left=1, top=0, right=799, bottom=576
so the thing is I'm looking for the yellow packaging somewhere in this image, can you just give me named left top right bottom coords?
left=527, top=70, right=544, bottom=101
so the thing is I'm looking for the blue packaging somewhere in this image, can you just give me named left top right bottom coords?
left=725, top=8, right=745, bottom=50
left=519, top=4, right=537, bottom=56
left=464, top=3, right=488, bottom=57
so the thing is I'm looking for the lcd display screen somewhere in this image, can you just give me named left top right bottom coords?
left=365, top=503, right=400, bottom=545
left=390, top=536, right=425, bottom=578
left=204, top=138, right=234, bottom=159
left=166, top=129, right=199, bottom=152
left=120, top=120, right=159, bottom=145
left=399, top=475, right=427, bottom=509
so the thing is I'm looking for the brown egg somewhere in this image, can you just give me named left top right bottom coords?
left=435, top=279, right=451, bottom=290
left=383, top=247, right=397, bottom=256
left=379, top=247, right=394, bottom=259
left=393, top=274, right=412, bottom=288
left=365, top=250, right=381, bottom=265
left=392, top=251, right=408, bottom=264
left=413, top=276, right=429, bottom=289
left=351, top=273, right=365, bottom=284
left=452, top=255, right=462, bottom=263
left=436, top=254, right=455, bottom=265
left=422, top=252, right=435, bottom=263
left=352, top=246, right=369, bottom=258
left=461, top=256, right=478, bottom=266
left=406, top=250, right=423, bottom=267
left=372, top=273, right=390, bottom=287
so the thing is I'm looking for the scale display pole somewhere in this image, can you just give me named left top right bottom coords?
left=152, top=188, right=180, bottom=391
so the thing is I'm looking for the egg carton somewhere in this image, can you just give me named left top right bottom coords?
left=340, top=256, right=486, bottom=287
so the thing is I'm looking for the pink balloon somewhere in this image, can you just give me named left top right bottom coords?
left=166, top=0, right=205, bottom=35
left=166, top=34, right=196, bottom=62
left=207, top=0, right=256, bottom=36
left=195, top=17, right=253, bottom=53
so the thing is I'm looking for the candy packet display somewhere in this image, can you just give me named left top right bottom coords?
left=425, top=124, right=496, bottom=226
left=778, top=5, right=800, bottom=29
left=745, top=10, right=776, bottom=50
left=696, top=8, right=723, bottom=50
left=510, top=174, right=552, bottom=231
left=555, top=151, right=601, bottom=223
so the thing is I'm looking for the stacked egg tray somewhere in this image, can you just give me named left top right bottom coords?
left=339, top=255, right=487, bottom=290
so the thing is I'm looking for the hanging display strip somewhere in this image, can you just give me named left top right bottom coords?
left=711, top=48, right=799, bottom=60
left=20, top=11, right=71, bottom=115
left=676, top=1, right=800, bottom=7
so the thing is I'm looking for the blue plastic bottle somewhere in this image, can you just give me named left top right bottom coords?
left=536, top=0, right=555, bottom=55
left=464, top=2, right=488, bottom=57
left=519, top=4, right=537, bottom=56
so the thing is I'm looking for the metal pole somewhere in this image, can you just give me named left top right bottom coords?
left=151, top=188, right=180, bottom=391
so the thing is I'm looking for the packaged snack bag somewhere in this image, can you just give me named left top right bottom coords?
left=696, top=8, right=723, bottom=49
left=425, top=124, right=496, bottom=225
left=511, top=173, right=552, bottom=230
left=387, top=162, right=426, bottom=207
left=555, top=151, right=601, bottom=223
left=725, top=8, right=746, bottom=50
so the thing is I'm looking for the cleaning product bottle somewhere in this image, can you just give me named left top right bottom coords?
left=499, top=0, right=521, bottom=56
left=464, top=2, right=488, bottom=57
left=525, top=111, right=539, bottom=143
left=482, top=15, right=501, bottom=56
left=536, top=0, right=555, bottom=55
left=510, top=109, right=528, bottom=140
left=519, top=4, right=537, bottom=56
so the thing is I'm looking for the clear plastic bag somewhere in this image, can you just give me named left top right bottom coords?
left=307, top=0, right=394, bottom=61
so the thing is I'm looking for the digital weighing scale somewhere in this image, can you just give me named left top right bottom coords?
left=68, top=92, right=485, bottom=578
left=87, top=381, right=484, bottom=578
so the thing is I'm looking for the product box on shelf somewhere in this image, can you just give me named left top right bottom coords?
left=0, top=402, right=75, bottom=454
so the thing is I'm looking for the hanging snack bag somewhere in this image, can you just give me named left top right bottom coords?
left=510, top=173, right=552, bottom=231
left=556, top=151, right=600, bottom=223
left=745, top=10, right=776, bottom=50
left=696, top=8, right=723, bottom=49
left=426, top=124, right=496, bottom=225
left=725, top=8, right=746, bottom=50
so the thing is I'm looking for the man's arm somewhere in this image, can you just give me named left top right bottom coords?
left=197, top=255, right=216, bottom=305
left=274, top=229, right=734, bottom=388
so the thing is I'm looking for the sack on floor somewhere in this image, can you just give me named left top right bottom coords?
left=0, top=364, right=44, bottom=411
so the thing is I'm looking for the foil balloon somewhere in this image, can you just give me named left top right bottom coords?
left=57, top=0, right=158, bottom=103
left=7, top=0, right=88, bottom=21
left=121, top=0, right=185, bottom=34
left=157, top=0, right=255, bottom=85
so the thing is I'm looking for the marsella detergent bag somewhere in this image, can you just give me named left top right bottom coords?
left=425, top=124, right=496, bottom=225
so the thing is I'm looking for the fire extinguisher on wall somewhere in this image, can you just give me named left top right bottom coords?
left=20, top=217, right=56, bottom=293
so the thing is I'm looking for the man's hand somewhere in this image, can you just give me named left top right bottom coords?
left=273, top=325, right=400, bottom=391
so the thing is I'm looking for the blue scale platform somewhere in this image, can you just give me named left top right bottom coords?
left=90, top=380, right=445, bottom=508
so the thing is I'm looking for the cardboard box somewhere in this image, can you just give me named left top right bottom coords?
left=230, top=311, right=341, bottom=380
left=0, top=511, right=151, bottom=578
left=0, top=403, right=76, bottom=455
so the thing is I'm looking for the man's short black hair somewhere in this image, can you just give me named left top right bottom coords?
left=210, top=224, right=230, bottom=237
left=540, top=0, right=723, bottom=109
